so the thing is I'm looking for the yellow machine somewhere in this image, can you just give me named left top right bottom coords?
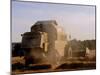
left=21, top=20, right=67, bottom=67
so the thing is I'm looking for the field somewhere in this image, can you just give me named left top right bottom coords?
left=12, top=57, right=96, bottom=74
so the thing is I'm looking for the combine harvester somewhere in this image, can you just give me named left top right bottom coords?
left=21, top=20, right=67, bottom=69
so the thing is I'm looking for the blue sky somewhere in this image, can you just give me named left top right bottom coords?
left=12, top=1, right=95, bottom=42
